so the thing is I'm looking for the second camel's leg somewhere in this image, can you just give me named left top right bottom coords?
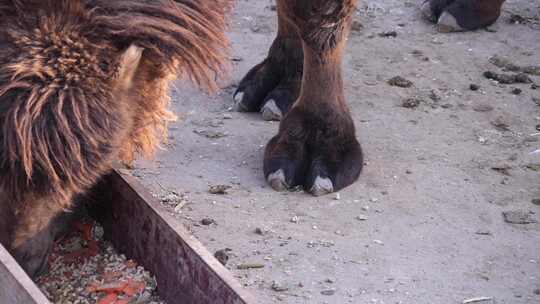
left=234, top=4, right=303, bottom=121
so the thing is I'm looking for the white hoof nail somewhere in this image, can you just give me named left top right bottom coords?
left=268, top=169, right=288, bottom=192
left=310, top=176, right=334, bottom=197
left=421, top=2, right=435, bottom=22
left=438, top=12, right=463, bottom=33
left=261, top=100, right=283, bottom=121
left=233, top=92, right=247, bottom=112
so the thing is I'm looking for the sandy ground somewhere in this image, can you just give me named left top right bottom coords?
left=132, top=1, right=540, bottom=303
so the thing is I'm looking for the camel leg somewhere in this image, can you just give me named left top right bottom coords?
left=263, top=0, right=363, bottom=196
left=422, top=0, right=506, bottom=32
left=233, top=3, right=304, bottom=121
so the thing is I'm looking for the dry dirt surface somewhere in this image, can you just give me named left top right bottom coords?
left=133, top=1, right=540, bottom=303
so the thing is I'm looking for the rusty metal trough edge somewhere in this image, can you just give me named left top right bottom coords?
left=0, top=244, right=50, bottom=304
left=93, top=170, right=257, bottom=304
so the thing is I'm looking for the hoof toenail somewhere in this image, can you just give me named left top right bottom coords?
left=310, top=176, right=334, bottom=197
left=261, top=100, right=283, bottom=121
left=437, top=12, right=463, bottom=33
left=268, top=169, right=288, bottom=192
left=233, top=92, right=248, bottom=112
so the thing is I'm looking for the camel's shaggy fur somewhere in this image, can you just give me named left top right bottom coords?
left=0, top=0, right=231, bottom=274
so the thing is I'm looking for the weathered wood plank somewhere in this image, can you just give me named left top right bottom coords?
left=92, top=170, right=255, bottom=304
left=0, top=243, right=50, bottom=304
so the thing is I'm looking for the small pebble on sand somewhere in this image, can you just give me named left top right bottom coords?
left=201, top=218, right=216, bottom=225
left=321, top=289, right=337, bottom=296
left=402, top=97, right=422, bottom=109
left=271, top=281, right=289, bottom=292
left=209, top=184, right=231, bottom=194
left=388, top=76, right=413, bottom=88
left=473, top=104, right=494, bottom=112
left=470, top=84, right=480, bottom=91
left=356, top=215, right=369, bottom=221
left=214, top=249, right=230, bottom=266
left=503, top=210, right=537, bottom=224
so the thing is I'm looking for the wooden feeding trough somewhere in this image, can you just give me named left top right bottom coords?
left=0, top=170, right=255, bottom=304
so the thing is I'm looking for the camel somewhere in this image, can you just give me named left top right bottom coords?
left=0, top=0, right=506, bottom=277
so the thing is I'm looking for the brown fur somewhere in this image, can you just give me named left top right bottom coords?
left=0, top=0, right=232, bottom=275
left=279, top=0, right=356, bottom=52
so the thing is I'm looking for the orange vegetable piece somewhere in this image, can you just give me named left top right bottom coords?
left=122, top=279, right=146, bottom=296
left=86, top=240, right=99, bottom=256
left=94, top=282, right=128, bottom=293
left=80, top=223, right=93, bottom=242
left=97, top=293, right=118, bottom=304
